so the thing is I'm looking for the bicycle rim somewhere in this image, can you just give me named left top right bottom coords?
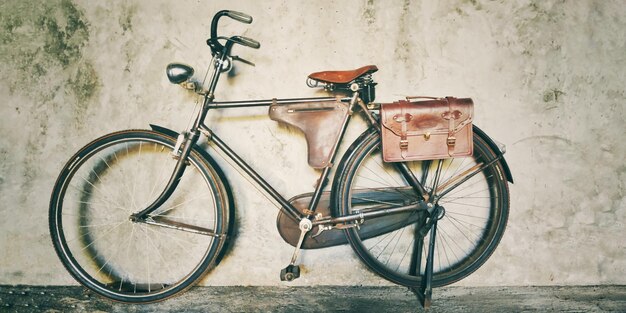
left=335, top=129, right=509, bottom=287
left=49, top=130, right=228, bottom=302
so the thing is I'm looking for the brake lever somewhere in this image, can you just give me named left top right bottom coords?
left=231, top=36, right=261, bottom=49
left=232, top=55, right=255, bottom=67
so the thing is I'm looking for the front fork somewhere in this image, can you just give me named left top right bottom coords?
left=131, top=81, right=216, bottom=221
left=129, top=130, right=200, bottom=221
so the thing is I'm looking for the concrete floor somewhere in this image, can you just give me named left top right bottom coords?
left=0, top=285, right=625, bottom=312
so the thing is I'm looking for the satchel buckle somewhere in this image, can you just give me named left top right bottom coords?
left=447, top=136, right=456, bottom=147
left=399, top=139, right=409, bottom=149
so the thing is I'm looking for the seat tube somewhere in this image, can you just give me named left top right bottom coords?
left=305, top=93, right=358, bottom=216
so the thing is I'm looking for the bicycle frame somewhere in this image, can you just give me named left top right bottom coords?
left=131, top=15, right=512, bottom=237
left=134, top=95, right=433, bottom=226
left=130, top=46, right=438, bottom=232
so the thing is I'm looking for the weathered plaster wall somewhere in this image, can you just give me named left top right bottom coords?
left=0, top=0, right=624, bottom=286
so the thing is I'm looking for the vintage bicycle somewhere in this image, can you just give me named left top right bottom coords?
left=49, top=10, right=512, bottom=308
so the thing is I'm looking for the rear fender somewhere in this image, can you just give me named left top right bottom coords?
left=473, top=125, right=514, bottom=183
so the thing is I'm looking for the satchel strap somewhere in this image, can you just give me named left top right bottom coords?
left=392, top=103, right=412, bottom=159
left=442, top=97, right=470, bottom=156
left=441, top=97, right=453, bottom=156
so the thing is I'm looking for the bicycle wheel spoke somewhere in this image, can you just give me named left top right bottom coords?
left=384, top=226, right=407, bottom=267
left=442, top=210, right=488, bottom=220
left=440, top=201, right=491, bottom=211
left=440, top=234, right=456, bottom=270
left=79, top=220, right=128, bottom=252
left=442, top=215, right=484, bottom=249
left=144, top=226, right=207, bottom=282
left=396, top=235, right=415, bottom=273
left=70, top=176, right=127, bottom=213
left=153, top=193, right=214, bottom=217
left=365, top=157, right=403, bottom=187
left=146, top=144, right=172, bottom=200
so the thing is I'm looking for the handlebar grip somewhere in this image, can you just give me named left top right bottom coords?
left=209, top=11, right=256, bottom=54
left=232, top=36, right=260, bottom=49
left=225, top=11, right=253, bottom=24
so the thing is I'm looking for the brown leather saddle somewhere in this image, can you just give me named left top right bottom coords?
left=308, top=65, right=378, bottom=84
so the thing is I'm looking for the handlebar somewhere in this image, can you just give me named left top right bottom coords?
left=225, top=11, right=253, bottom=24
left=208, top=10, right=260, bottom=56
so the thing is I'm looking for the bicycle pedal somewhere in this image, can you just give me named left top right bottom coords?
left=280, top=265, right=300, bottom=282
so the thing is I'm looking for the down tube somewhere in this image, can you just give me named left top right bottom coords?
left=203, top=126, right=303, bottom=220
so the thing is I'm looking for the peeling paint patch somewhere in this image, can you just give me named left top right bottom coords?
left=67, top=61, right=100, bottom=120
left=393, top=0, right=412, bottom=63
left=119, top=4, right=136, bottom=34
left=362, top=0, right=376, bottom=26
left=0, top=146, right=8, bottom=186
left=542, top=88, right=565, bottom=102
left=0, top=0, right=98, bottom=195
left=455, top=0, right=483, bottom=16
left=38, top=0, right=89, bottom=67
left=0, top=0, right=98, bottom=108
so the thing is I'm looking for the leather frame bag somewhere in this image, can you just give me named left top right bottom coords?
left=269, top=98, right=348, bottom=168
left=380, top=97, right=474, bottom=162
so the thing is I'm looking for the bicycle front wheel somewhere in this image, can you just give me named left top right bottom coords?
left=333, top=127, right=509, bottom=288
left=49, top=130, right=231, bottom=303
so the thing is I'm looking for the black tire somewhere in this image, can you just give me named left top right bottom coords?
left=333, top=127, right=509, bottom=288
left=49, top=130, right=231, bottom=303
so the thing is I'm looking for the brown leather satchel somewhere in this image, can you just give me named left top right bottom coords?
left=269, top=98, right=349, bottom=168
left=380, top=97, right=474, bottom=162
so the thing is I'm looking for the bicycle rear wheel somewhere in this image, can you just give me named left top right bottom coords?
left=49, top=130, right=231, bottom=303
left=333, top=127, right=509, bottom=287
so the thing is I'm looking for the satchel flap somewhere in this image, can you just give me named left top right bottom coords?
left=380, top=98, right=473, bottom=137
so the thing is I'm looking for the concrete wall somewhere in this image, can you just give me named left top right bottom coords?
left=0, top=0, right=624, bottom=286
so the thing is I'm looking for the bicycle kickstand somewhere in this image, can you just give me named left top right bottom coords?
left=412, top=207, right=440, bottom=310
left=280, top=218, right=312, bottom=281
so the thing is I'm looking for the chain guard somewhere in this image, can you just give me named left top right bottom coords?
left=276, top=188, right=425, bottom=249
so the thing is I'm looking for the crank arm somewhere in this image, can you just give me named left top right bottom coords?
left=288, top=218, right=312, bottom=265
left=141, top=216, right=225, bottom=238
left=289, top=228, right=307, bottom=265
